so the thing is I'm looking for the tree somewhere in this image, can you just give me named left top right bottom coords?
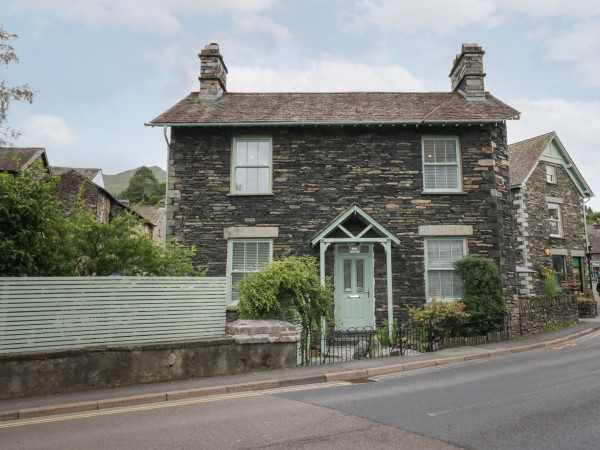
left=0, top=163, right=202, bottom=276
left=586, top=206, right=600, bottom=225
left=121, top=166, right=165, bottom=205
left=0, top=25, right=34, bottom=146
left=0, top=160, right=69, bottom=275
left=62, top=201, right=203, bottom=276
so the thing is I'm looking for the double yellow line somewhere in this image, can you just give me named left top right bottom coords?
left=0, top=382, right=352, bottom=429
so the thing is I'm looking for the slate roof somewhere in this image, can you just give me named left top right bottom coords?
left=587, top=224, right=600, bottom=256
left=50, top=166, right=102, bottom=181
left=133, top=205, right=164, bottom=226
left=149, top=91, right=520, bottom=126
left=508, top=131, right=592, bottom=198
left=0, top=147, right=48, bottom=172
left=508, top=132, right=555, bottom=186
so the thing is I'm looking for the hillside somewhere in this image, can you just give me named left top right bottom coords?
left=103, top=166, right=167, bottom=196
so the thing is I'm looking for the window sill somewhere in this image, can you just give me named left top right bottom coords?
left=421, top=191, right=466, bottom=195
left=550, top=235, right=565, bottom=240
left=228, top=193, right=275, bottom=197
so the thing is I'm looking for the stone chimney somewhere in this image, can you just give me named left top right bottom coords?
left=198, top=43, right=228, bottom=98
left=449, top=43, right=486, bottom=101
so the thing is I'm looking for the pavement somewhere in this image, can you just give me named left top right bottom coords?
left=2, top=312, right=600, bottom=423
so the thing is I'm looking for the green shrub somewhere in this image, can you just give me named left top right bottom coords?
left=453, top=256, right=507, bottom=334
left=238, top=255, right=334, bottom=332
left=544, top=273, right=562, bottom=298
left=407, top=300, right=471, bottom=343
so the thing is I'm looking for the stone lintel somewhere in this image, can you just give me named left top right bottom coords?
left=418, top=224, right=474, bottom=236
left=224, top=227, right=279, bottom=239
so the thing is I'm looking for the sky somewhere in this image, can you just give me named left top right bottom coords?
left=2, top=0, right=600, bottom=208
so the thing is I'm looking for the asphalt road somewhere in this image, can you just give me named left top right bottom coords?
left=2, top=330, right=600, bottom=449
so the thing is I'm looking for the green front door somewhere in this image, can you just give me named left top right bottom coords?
left=335, top=244, right=374, bottom=328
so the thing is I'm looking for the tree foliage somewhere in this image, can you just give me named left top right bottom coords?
left=62, top=201, right=203, bottom=276
left=586, top=206, right=600, bottom=225
left=121, top=166, right=165, bottom=205
left=0, top=25, right=34, bottom=146
left=0, top=160, right=69, bottom=275
left=453, top=256, right=507, bottom=333
left=238, top=255, right=334, bottom=334
left=0, top=164, right=202, bottom=277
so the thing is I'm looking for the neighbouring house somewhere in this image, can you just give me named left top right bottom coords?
left=509, top=132, right=593, bottom=296
left=0, top=147, right=49, bottom=174
left=0, top=147, right=152, bottom=234
left=134, top=205, right=166, bottom=245
left=147, top=43, right=520, bottom=328
left=586, top=220, right=600, bottom=280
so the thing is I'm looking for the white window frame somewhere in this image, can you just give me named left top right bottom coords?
left=424, top=237, right=466, bottom=301
left=231, top=137, right=272, bottom=195
left=227, top=239, right=273, bottom=305
left=548, top=203, right=562, bottom=237
left=546, top=165, right=556, bottom=184
left=422, top=136, right=462, bottom=193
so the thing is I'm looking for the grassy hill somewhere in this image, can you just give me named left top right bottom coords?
left=103, top=166, right=167, bottom=196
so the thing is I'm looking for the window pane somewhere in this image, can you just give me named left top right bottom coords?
left=235, top=167, right=247, bottom=192
left=247, top=141, right=258, bottom=165
left=232, top=242, right=246, bottom=271
left=256, top=168, right=270, bottom=192
left=258, top=141, right=269, bottom=166
left=424, top=140, right=435, bottom=163
left=344, top=260, right=351, bottom=291
left=236, top=141, right=248, bottom=166
left=445, top=140, right=457, bottom=162
left=434, top=140, right=447, bottom=163
left=356, top=260, right=364, bottom=291
left=424, top=166, right=436, bottom=189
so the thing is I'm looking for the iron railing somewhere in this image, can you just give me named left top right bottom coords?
left=298, top=315, right=508, bottom=366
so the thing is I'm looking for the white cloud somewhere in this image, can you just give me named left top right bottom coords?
left=231, top=13, right=292, bottom=43
left=228, top=57, right=426, bottom=92
left=17, top=114, right=76, bottom=148
left=350, top=0, right=497, bottom=34
left=507, top=97, right=600, bottom=208
left=540, top=19, right=600, bottom=87
left=9, top=0, right=278, bottom=36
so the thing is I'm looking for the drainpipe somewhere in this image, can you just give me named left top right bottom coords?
left=584, top=198, right=593, bottom=292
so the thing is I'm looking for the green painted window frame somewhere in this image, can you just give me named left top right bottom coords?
left=231, top=137, right=272, bottom=195
left=548, top=203, right=562, bottom=237
left=424, top=237, right=466, bottom=301
left=546, top=165, right=557, bottom=184
left=421, top=136, right=462, bottom=193
left=227, top=239, right=273, bottom=305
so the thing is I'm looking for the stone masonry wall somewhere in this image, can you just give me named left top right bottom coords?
left=512, top=162, right=589, bottom=296
left=167, top=123, right=517, bottom=324
left=518, top=295, right=578, bottom=336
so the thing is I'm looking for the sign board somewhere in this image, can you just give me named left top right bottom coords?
left=348, top=245, right=361, bottom=254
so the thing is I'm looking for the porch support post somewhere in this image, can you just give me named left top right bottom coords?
left=319, top=241, right=330, bottom=286
left=383, top=239, right=394, bottom=335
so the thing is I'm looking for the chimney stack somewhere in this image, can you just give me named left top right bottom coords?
left=199, top=43, right=228, bottom=98
left=449, top=44, right=486, bottom=101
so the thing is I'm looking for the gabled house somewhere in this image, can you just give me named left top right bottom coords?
left=147, top=43, right=520, bottom=327
left=0, top=147, right=49, bottom=173
left=48, top=166, right=132, bottom=224
left=509, top=132, right=593, bottom=296
left=0, top=147, right=151, bottom=233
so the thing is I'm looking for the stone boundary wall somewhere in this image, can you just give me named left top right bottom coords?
left=0, top=320, right=299, bottom=400
left=518, top=295, right=578, bottom=336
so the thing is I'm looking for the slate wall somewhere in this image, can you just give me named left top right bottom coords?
left=518, top=295, right=578, bottom=336
left=167, top=123, right=516, bottom=323
left=512, top=162, right=589, bottom=296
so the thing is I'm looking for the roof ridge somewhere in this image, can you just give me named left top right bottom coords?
left=509, top=131, right=555, bottom=148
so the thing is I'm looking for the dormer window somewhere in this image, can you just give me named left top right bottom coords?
left=546, top=165, right=556, bottom=184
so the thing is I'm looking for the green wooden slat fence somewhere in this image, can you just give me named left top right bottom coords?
left=0, top=277, right=227, bottom=354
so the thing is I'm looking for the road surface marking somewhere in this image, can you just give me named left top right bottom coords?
left=0, top=382, right=352, bottom=429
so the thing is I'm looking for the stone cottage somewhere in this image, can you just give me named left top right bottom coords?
left=509, top=132, right=593, bottom=296
left=148, top=43, right=520, bottom=327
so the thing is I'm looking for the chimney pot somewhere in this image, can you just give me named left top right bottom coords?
left=449, top=43, right=486, bottom=101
